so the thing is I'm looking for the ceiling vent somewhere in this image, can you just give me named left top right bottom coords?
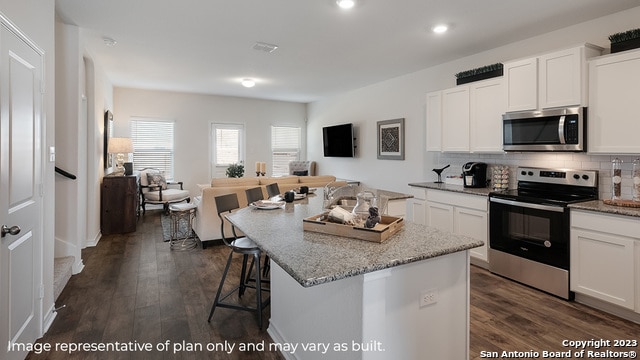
left=252, top=42, right=279, bottom=53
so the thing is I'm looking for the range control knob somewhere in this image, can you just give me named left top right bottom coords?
left=573, top=174, right=580, bottom=180
left=527, top=171, right=534, bottom=176
left=521, top=170, right=527, bottom=176
left=582, top=174, right=590, bottom=180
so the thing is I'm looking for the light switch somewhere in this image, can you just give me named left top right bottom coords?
left=49, top=146, right=55, bottom=162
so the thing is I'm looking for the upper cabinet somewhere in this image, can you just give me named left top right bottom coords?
left=441, top=86, right=470, bottom=152
left=504, top=44, right=602, bottom=112
left=588, top=48, right=640, bottom=154
left=470, top=78, right=505, bottom=152
left=427, top=78, right=505, bottom=153
left=504, top=57, right=538, bottom=112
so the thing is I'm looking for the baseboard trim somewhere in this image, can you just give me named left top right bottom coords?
left=42, top=302, right=57, bottom=334
left=266, top=320, right=298, bottom=360
left=575, top=293, right=640, bottom=324
left=86, top=232, right=101, bottom=247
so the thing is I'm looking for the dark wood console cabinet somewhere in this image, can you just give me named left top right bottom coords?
left=101, top=174, right=138, bottom=235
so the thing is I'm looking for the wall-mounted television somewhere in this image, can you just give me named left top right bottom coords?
left=323, top=123, right=355, bottom=157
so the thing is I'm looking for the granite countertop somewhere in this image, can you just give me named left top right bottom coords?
left=569, top=200, right=640, bottom=218
left=227, top=189, right=483, bottom=288
left=408, top=182, right=493, bottom=197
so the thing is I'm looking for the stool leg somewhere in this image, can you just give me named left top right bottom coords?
left=239, top=254, right=249, bottom=297
left=208, top=250, right=234, bottom=322
left=255, top=252, right=263, bottom=330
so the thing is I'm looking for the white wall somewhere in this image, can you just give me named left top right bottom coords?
left=307, top=6, right=640, bottom=195
left=0, top=0, right=56, bottom=336
left=54, top=21, right=114, bottom=272
left=114, top=88, right=307, bottom=196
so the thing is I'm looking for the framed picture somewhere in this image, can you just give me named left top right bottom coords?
left=104, top=110, right=114, bottom=170
left=377, top=118, right=405, bottom=160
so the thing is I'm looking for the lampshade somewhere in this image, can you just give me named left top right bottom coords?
left=107, top=137, right=133, bottom=154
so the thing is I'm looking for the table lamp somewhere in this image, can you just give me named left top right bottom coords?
left=108, top=137, right=134, bottom=175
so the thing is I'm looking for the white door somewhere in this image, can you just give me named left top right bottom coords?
left=0, top=19, right=43, bottom=360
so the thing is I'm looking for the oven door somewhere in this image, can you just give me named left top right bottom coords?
left=489, top=197, right=569, bottom=269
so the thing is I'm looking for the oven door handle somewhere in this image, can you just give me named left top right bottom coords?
left=490, top=197, right=565, bottom=213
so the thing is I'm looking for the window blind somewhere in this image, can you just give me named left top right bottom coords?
left=271, top=126, right=301, bottom=177
left=130, top=119, right=175, bottom=180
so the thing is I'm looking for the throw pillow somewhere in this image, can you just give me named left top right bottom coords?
left=293, top=170, right=308, bottom=176
left=147, top=173, right=167, bottom=190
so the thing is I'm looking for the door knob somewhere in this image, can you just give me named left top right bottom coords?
left=1, top=225, right=21, bottom=237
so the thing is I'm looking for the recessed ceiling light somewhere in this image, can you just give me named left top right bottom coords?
left=432, top=24, right=448, bottom=34
left=102, top=36, right=117, bottom=46
left=253, top=42, right=279, bottom=53
left=241, top=79, right=256, bottom=88
left=336, top=0, right=355, bottom=9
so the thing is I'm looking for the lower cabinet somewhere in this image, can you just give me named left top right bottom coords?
left=101, top=175, right=139, bottom=235
left=426, top=190, right=488, bottom=263
left=571, top=210, right=638, bottom=312
left=407, top=186, right=427, bottom=225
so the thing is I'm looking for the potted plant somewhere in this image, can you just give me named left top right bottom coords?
left=455, top=63, right=503, bottom=85
left=609, top=28, right=640, bottom=53
left=225, top=163, right=244, bottom=178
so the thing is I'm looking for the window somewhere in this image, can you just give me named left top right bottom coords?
left=212, top=123, right=244, bottom=176
left=271, top=126, right=301, bottom=177
left=130, top=118, right=175, bottom=180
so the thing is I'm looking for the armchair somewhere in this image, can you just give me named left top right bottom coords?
left=288, top=161, right=316, bottom=176
left=139, top=168, right=190, bottom=214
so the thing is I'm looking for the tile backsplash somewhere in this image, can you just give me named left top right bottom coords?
left=435, top=152, right=640, bottom=200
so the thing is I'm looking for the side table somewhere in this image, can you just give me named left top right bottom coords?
left=169, top=203, right=198, bottom=250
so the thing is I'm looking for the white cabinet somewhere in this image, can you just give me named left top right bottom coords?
left=505, top=44, right=601, bottom=112
left=425, top=91, right=442, bottom=152
left=470, top=78, right=505, bottom=152
left=407, top=186, right=427, bottom=225
left=441, top=86, right=470, bottom=152
left=588, top=48, right=640, bottom=154
left=504, top=57, right=538, bottom=112
left=539, top=47, right=584, bottom=109
left=428, top=78, right=505, bottom=153
left=571, top=210, right=639, bottom=311
left=426, top=190, right=488, bottom=263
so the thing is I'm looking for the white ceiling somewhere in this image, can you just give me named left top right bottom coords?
left=55, top=0, right=639, bottom=103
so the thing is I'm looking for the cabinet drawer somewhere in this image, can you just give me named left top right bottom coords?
left=407, top=186, right=427, bottom=200
left=427, top=190, right=487, bottom=211
left=571, top=210, right=640, bottom=240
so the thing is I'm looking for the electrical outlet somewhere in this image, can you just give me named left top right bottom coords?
left=419, top=289, right=438, bottom=308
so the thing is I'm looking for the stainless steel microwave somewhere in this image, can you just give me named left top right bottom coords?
left=502, top=107, right=585, bottom=152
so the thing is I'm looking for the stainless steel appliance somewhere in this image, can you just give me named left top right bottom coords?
left=462, top=162, right=487, bottom=188
left=503, top=107, right=585, bottom=152
left=489, top=167, right=598, bottom=299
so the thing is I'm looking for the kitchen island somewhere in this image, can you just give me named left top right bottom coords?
left=227, top=189, right=483, bottom=359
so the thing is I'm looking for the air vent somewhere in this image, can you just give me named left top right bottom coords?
left=252, top=42, right=279, bottom=53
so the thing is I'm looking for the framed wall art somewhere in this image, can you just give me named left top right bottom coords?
left=104, top=110, right=114, bottom=170
left=377, top=118, right=404, bottom=160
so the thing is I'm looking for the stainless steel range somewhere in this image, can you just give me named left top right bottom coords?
left=488, top=167, right=598, bottom=299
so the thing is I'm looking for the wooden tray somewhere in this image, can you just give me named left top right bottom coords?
left=303, top=213, right=404, bottom=243
left=603, top=199, right=640, bottom=208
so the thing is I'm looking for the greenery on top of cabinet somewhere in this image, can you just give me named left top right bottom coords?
left=609, top=28, right=640, bottom=44
left=455, top=63, right=503, bottom=79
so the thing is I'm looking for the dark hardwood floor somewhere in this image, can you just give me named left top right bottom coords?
left=28, top=209, right=639, bottom=359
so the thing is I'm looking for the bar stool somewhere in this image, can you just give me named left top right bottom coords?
left=168, top=202, right=198, bottom=251
left=208, top=193, right=270, bottom=329
left=244, top=187, right=271, bottom=278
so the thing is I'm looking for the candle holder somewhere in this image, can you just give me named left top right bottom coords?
left=260, top=172, right=266, bottom=177
left=256, top=171, right=261, bottom=177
